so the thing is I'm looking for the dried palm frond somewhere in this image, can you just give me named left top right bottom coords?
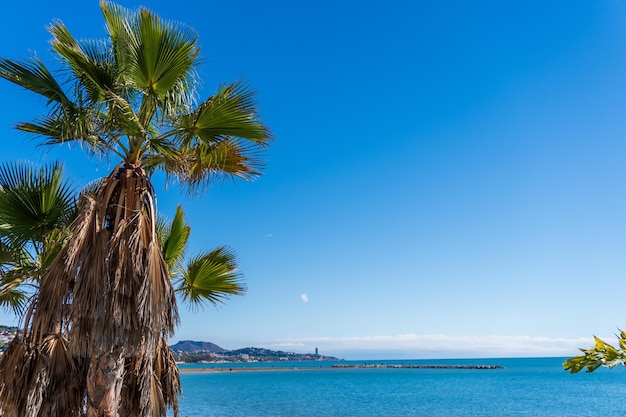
left=118, top=335, right=180, bottom=417
left=0, top=337, right=47, bottom=417
left=39, top=333, right=85, bottom=416
left=155, top=336, right=181, bottom=415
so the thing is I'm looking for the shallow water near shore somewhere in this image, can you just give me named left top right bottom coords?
left=171, top=357, right=626, bottom=416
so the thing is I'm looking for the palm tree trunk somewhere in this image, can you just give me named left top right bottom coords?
left=86, top=350, right=125, bottom=417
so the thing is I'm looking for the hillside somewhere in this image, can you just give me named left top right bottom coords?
left=170, top=340, right=226, bottom=354
left=171, top=340, right=340, bottom=362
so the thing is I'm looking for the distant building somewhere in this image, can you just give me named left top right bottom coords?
left=315, top=347, right=318, bottom=355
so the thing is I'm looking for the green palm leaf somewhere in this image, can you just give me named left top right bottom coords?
left=102, top=1, right=199, bottom=124
left=105, top=89, right=146, bottom=137
left=0, top=284, right=29, bottom=316
left=195, top=136, right=265, bottom=176
left=179, top=81, right=270, bottom=144
left=152, top=81, right=272, bottom=189
left=0, top=240, right=14, bottom=274
left=0, top=161, right=75, bottom=248
left=16, top=107, right=112, bottom=157
left=49, top=21, right=117, bottom=103
left=129, top=8, right=199, bottom=98
left=175, top=246, right=245, bottom=309
left=0, top=161, right=77, bottom=316
left=0, top=57, right=70, bottom=105
left=159, top=205, right=190, bottom=272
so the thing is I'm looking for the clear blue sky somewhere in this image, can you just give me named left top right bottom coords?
left=1, top=0, right=626, bottom=359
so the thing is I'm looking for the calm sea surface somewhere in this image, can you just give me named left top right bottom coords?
left=171, top=357, right=626, bottom=416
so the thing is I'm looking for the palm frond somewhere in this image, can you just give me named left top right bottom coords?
left=104, top=89, right=146, bottom=138
left=156, top=81, right=271, bottom=189
left=175, top=246, right=245, bottom=309
left=0, top=47, right=115, bottom=155
left=0, top=161, right=75, bottom=248
left=192, top=135, right=266, bottom=179
left=158, top=205, right=190, bottom=272
left=154, top=336, right=181, bottom=415
left=146, top=135, right=264, bottom=194
left=0, top=239, right=15, bottom=270
left=129, top=7, right=199, bottom=104
left=0, top=283, right=30, bottom=316
left=39, top=228, right=69, bottom=270
left=39, top=332, right=85, bottom=416
left=178, top=81, right=270, bottom=145
left=102, top=0, right=199, bottom=125
left=0, top=56, right=70, bottom=105
left=0, top=336, right=52, bottom=417
left=48, top=20, right=117, bottom=102
left=100, top=1, right=141, bottom=78
left=0, top=236, right=33, bottom=278
left=140, top=136, right=181, bottom=172
left=17, top=112, right=108, bottom=155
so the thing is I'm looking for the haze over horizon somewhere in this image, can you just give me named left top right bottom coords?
left=1, top=0, right=626, bottom=360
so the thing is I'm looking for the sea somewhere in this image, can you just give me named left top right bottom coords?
left=171, top=357, right=626, bottom=416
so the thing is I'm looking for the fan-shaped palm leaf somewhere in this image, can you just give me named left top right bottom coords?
left=178, top=81, right=269, bottom=145
left=49, top=21, right=118, bottom=102
left=0, top=161, right=76, bottom=317
left=176, top=246, right=245, bottom=310
left=0, top=286, right=29, bottom=315
left=0, top=161, right=75, bottom=248
left=0, top=56, right=70, bottom=105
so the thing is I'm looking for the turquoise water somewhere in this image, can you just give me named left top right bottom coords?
left=172, top=358, right=626, bottom=416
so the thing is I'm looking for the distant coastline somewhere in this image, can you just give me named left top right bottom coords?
left=171, top=340, right=340, bottom=363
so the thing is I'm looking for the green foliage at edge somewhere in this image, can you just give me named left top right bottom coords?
left=563, top=330, right=626, bottom=373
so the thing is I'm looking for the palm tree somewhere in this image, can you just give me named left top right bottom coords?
left=0, top=2, right=270, bottom=416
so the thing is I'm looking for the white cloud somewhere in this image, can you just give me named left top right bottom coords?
left=260, top=333, right=597, bottom=359
left=300, top=293, right=309, bottom=303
